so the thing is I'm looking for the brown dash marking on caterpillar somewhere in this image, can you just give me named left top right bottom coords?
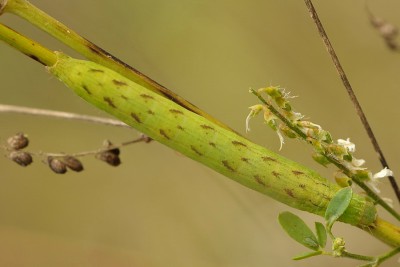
left=222, top=160, right=235, bottom=172
left=130, top=113, right=141, bottom=123
left=200, top=125, right=215, bottom=131
left=177, top=125, right=184, bottom=131
left=121, top=94, right=128, bottom=100
left=169, top=109, right=184, bottom=115
left=272, top=171, right=281, bottom=178
left=262, top=156, right=277, bottom=162
left=112, top=79, right=128, bottom=86
left=284, top=188, right=295, bottom=198
left=147, top=110, right=155, bottom=115
left=209, top=142, right=216, bottom=148
left=241, top=157, right=250, bottom=163
left=310, top=199, right=321, bottom=207
left=82, top=84, right=91, bottom=95
left=103, top=97, right=116, bottom=108
left=140, top=94, right=155, bottom=100
left=292, top=170, right=304, bottom=176
left=190, top=146, right=203, bottom=156
left=299, top=184, right=306, bottom=189
left=322, top=194, right=331, bottom=201
left=254, top=175, right=266, bottom=186
left=88, top=68, right=104, bottom=73
left=232, top=141, right=247, bottom=147
left=159, top=129, right=170, bottom=140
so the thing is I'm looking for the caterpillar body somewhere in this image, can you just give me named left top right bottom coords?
left=48, top=52, right=376, bottom=227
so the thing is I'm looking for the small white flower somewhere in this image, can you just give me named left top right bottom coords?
left=351, top=157, right=366, bottom=168
left=277, top=129, right=285, bottom=151
left=245, top=105, right=264, bottom=132
left=337, top=138, right=356, bottom=153
left=367, top=167, right=394, bottom=193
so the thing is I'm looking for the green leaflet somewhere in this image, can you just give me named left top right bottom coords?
left=278, top=212, right=320, bottom=251
left=48, top=52, right=377, bottom=227
left=325, top=187, right=353, bottom=231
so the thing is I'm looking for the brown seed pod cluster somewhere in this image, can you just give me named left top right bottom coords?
left=3, top=133, right=151, bottom=174
left=47, top=156, right=84, bottom=174
left=6, top=132, right=33, bottom=167
left=96, top=140, right=121, bottom=166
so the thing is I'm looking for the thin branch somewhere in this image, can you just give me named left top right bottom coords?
left=0, top=104, right=130, bottom=128
left=303, top=0, right=400, bottom=202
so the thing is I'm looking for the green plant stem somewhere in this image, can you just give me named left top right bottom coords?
left=250, top=89, right=400, bottom=221
left=341, top=251, right=375, bottom=262
left=0, top=0, right=233, bottom=133
left=0, top=23, right=56, bottom=66
left=1, top=5, right=400, bottom=249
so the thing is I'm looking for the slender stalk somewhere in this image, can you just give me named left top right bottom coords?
left=0, top=23, right=56, bottom=66
left=303, top=0, right=400, bottom=202
left=0, top=104, right=130, bottom=128
left=1, top=0, right=234, bottom=133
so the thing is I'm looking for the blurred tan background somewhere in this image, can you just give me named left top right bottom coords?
left=1, top=0, right=400, bottom=266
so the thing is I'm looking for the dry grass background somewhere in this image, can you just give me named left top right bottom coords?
left=0, top=1, right=400, bottom=266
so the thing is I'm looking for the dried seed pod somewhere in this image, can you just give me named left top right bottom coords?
left=7, top=132, right=29, bottom=150
left=8, top=151, right=33, bottom=167
left=48, top=157, right=67, bottom=174
left=96, top=151, right=121, bottom=166
left=141, top=134, right=152, bottom=143
left=103, top=140, right=120, bottom=155
left=63, top=156, right=84, bottom=172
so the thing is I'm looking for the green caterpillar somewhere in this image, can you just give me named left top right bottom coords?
left=48, top=52, right=376, bottom=227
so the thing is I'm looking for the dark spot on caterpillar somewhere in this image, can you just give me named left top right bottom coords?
left=310, top=200, right=320, bottom=207
left=316, top=181, right=329, bottom=188
left=200, top=125, right=214, bottom=130
left=169, top=109, right=184, bottom=115
left=121, top=94, right=128, bottom=100
left=322, top=194, right=331, bottom=201
left=89, top=68, right=104, bottom=73
left=112, top=79, right=128, bottom=86
left=262, top=156, right=277, bottom=162
left=292, top=170, right=304, bottom=176
left=177, top=125, right=184, bottom=131
left=222, top=160, right=235, bottom=172
left=27, top=54, right=46, bottom=65
left=147, top=110, right=155, bottom=115
left=82, top=84, right=91, bottom=95
left=140, top=94, right=154, bottom=100
left=272, top=171, right=281, bottom=178
left=103, top=97, right=116, bottom=108
left=241, top=157, right=250, bottom=163
left=232, top=141, right=247, bottom=147
left=130, top=113, right=141, bottom=123
left=209, top=142, right=216, bottom=147
left=77, top=72, right=82, bottom=76
left=159, top=129, right=170, bottom=140
left=254, top=175, right=266, bottom=186
left=190, top=146, right=203, bottom=156
left=299, top=184, right=306, bottom=189
left=284, top=188, right=295, bottom=198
